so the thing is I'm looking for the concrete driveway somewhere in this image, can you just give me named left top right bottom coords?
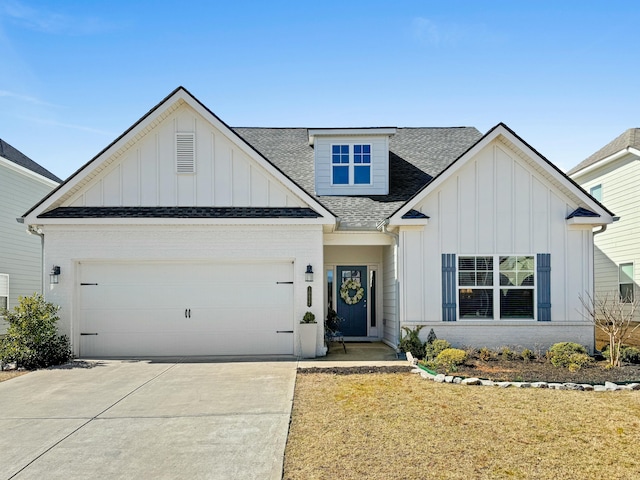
left=0, top=359, right=297, bottom=479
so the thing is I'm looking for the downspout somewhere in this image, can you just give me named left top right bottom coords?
left=24, top=222, right=45, bottom=294
left=590, top=219, right=616, bottom=353
left=377, top=218, right=400, bottom=350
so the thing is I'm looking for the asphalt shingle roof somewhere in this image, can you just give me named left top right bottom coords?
left=233, top=127, right=482, bottom=229
left=0, top=139, right=62, bottom=183
left=567, top=128, right=640, bottom=176
left=39, top=206, right=321, bottom=219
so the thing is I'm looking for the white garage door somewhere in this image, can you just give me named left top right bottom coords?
left=78, top=261, right=294, bottom=357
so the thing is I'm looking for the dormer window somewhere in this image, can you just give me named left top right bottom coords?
left=332, top=144, right=371, bottom=185
left=309, top=127, right=396, bottom=196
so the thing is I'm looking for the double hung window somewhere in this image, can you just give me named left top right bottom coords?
left=619, top=263, right=634, bottom=303
left=332, top=144, right=371, bottom=185
left=458, top=255, right=535, bottom=319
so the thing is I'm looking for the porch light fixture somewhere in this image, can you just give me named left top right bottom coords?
left=50, top=265, right=61, bottom=285
left=305, top=264, right=314, bottom=282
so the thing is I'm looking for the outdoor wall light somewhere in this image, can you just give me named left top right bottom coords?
left=50, top=265, right=61, bottom=285
left=305, top=264, right=314, bottom=282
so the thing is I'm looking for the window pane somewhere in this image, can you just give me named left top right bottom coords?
left=459, top=257, right=475, bottom=270
left=620, top=263, right=633, bottom=283
left=0, top=297, right=6, bottom=310
left=620, top=283, right=634, bottom=303
left=477, top=257, right=493, bottom=270
left=354, top=166, right=370, bottom=184
left=459, top=272, right=475, bottom=286
left=459, top=289, right=493, bottom=318
left=590, top=184, right=602, bottom=202
left=517, top=272, right=534, bottom=286
left=333, top=166, right=348, bottom=184
left=363, top=145, right=370, bottom=154
left=354, top=145, right=361, bottom=154
left=500, top=288, right=534, bottom=318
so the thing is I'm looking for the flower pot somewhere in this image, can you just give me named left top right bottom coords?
left=299, top=322, right=317, bottom=358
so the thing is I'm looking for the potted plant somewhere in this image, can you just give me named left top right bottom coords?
left=299, top=311, right=317, bottom=358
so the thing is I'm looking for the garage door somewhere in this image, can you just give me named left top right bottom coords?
left=78, top=261, right=294, bottom=357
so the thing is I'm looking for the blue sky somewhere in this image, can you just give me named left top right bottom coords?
left=1, top=0, right=639, bottom=179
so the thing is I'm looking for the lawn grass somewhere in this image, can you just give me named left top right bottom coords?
left=284, top=372, right=640, bottom=480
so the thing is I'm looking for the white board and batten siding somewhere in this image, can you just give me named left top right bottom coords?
left=64, top=103, right=305, bottom=209
left=572, top=153, right=640, bottom=321
left=399, top=138, right=595, bottom=351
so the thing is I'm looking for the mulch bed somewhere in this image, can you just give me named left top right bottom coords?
left=298, top=360, right=640, bottom=384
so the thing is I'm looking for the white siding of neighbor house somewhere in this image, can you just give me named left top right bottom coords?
left=64, top=103, right=305, bottom=209
left=399, top=139, right=596, bottom=351
left=0, top=162, right=57, bottom=333
left=41, top=223, right=324, bottom=357
left=313, top=136, right=389, bottom=196
left=572, top=154, right=640, bottom=322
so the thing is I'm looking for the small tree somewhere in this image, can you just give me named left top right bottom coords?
left=580, top=291, right=640, bottom=367
left=0, top=294, right=72, bottom=370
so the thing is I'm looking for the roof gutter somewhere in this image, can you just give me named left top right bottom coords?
left=570, top=148, right=631, bottom=178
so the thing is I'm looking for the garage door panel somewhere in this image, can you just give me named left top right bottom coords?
left=79, top=261, right=294, bottom=356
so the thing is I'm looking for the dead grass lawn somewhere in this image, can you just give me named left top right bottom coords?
left=284, top=372, right=640, bottom=480
left=0, top=371, right=27, bottom=383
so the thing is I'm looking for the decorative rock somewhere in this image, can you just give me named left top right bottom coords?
left=444, top=375, right=454, bottom=383
left=548, top=383, right=564, bottom=390
left=580, top=384, right=594, bottom=391
left=516, top=382, right=532, bottom=388
left=411, top=368, right=422, bottom=374
left=531, top=382, right=548, bottom=388
left=406, top=352, right=417, bottom=366
left=461, top=377, right=482, bottom=385
left=628, top=383, right=640, bottom=390
left=563, top=383, right=584, bottom=391
left=420, top=371, right=436, bottom=380
left=434, top=374, right=446, bottom=383
left=496, top=382, right=512, bottom=388
left=605, top=381, right=619, bottom=391
left=480, top=379, right=495, bottom=387
left=594, top=385, right=606, bottom=392
left=453, top=377, right=462, bottom=384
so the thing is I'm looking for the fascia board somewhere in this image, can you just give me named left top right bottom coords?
left=569, top=149, right=634, bottom=179
left=28, top=217, right=333, bottom=226
left=566, top=216, right=609, bottom=226
left=0, top=156, right=59, bottom=188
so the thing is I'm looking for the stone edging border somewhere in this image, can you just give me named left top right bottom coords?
left=405, top=352, right=640, bottom=392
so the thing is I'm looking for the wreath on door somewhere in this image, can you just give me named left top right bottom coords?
left=340, top=279, right=365, bottom=305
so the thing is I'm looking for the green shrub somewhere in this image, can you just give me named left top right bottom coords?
left=478, top=347, right=496, bottom=361
left=0, top=294, right=72, bottom=370
left=435, top=348, right=468, bottom=371
left=500, top=347, right=515, bottom=360
left=547, top=342, right=592, bottom=370
left=521, top=348, right=535, bottom=361
left=400, top=325, right=425, bottom=359
left=602, top=345, right=640, bottom=364
left=426, top=339, right=451, bottom=360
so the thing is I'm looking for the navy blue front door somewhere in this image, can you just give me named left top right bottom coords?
left=336, top=266, right=367, bottom=336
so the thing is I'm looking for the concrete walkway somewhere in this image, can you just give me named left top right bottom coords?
left=0, top=359, right=296, bottom=479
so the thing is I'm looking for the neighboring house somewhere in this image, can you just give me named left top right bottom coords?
left=1, top=139, right=61, bottom=333
left=568, top=128, right=640, bottom=320
left=23, top=87, right=614, bottom=357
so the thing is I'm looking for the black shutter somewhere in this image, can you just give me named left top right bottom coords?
left=442, top=254, right=457, bottom=321
left=537, top=253, right=551, bottom=321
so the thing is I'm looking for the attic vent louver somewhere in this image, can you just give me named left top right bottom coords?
left=176, top=133, right=195, bottom=173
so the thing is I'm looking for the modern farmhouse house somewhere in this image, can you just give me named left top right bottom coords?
left=23, top=87, right=613, bottom=357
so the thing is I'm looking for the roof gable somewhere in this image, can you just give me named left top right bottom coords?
left=568, top=128, right=640, bottom=176
left=390, top=123, right=615, bottom=226
left=24, top=87, right=334, bottom=224
left=0, top=139, right=61, bottom=184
